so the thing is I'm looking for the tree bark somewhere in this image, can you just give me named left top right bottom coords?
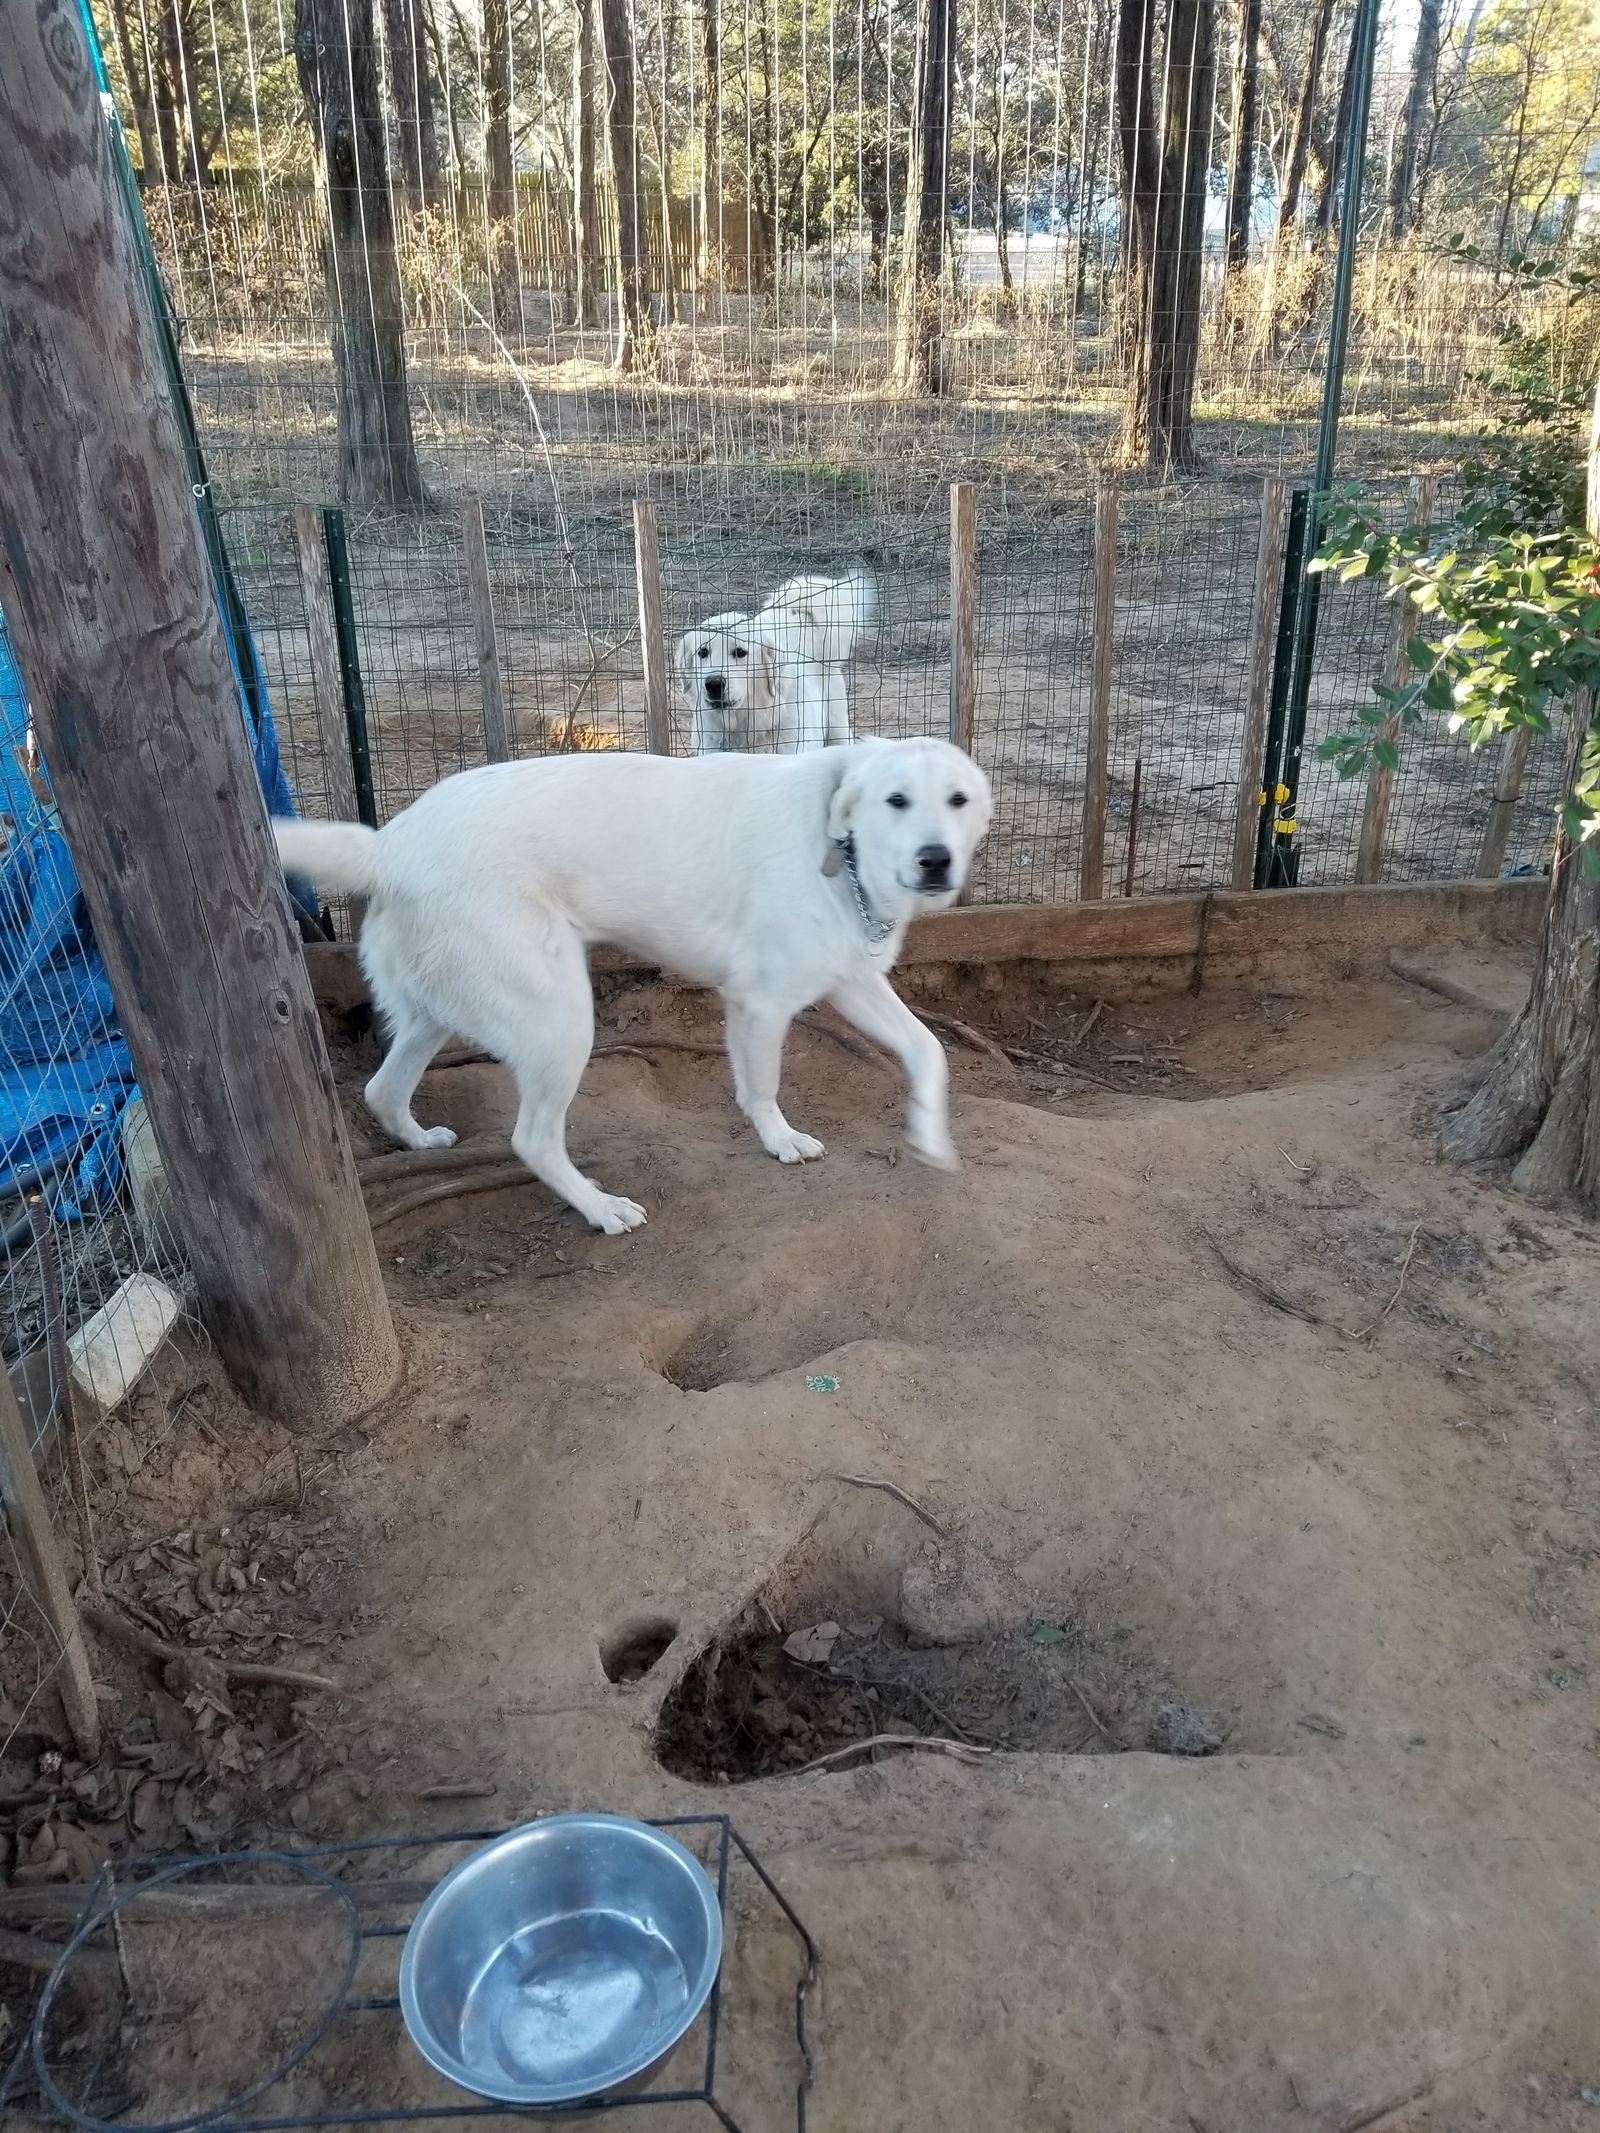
left=598, top=0, right=654, bottom=371
left=572, top=0, right=601, bottom=326
left=1439, top=381, right=1600, bottom=1210
left=482, top=0, right=520, bottom=333
left=1315, top=3, right=1360, bottom=232
left=0, top=0, right=400, bottom=1425
left=166, top=0, right=214, bottom=185
left=1276, top=0, right=1336, bottom=237
left=296, top=0, right=430, bottom=511
left=1224, top=0, right=1260, bottom=267
left=1386, top=0, right=1440, bottom=239
left=698, top=0, right=720, bottom=288
left=383, top=0, right=442, bottom=209
left=107, top=0, right=161, bottom=183
left=892, top=0, right=956, bottom=395
left=1115, top=0, right=1215, bottom=471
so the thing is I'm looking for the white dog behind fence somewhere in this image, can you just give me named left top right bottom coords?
left=676, top=565, right=877, bottom=755
left=274, top=735, right=990, bottom=1234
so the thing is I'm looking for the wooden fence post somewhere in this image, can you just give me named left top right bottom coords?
left=461, top=497, right=513, bottom=762
left=0, top=1363, right=100, bottom=1760
left=0, top=9, right=400, bottom=1428
left=291, top=506, right=362, bottom=823
left=1079, top=484, right=1120, bottom=901
left=1476, top=726, right=1534, bottom=878
left=1231, top=477, right=1290, bottom=890
left=632, top=499, right=673, bottom=754
left=1354, top=473, right=1434, bottom=885
left=949, top=482, right=977, bottom=755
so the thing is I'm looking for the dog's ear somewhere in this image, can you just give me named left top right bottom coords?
left=750, top=636, right=778, bottom=710
left=674, top=631, right=699, bottom=691
left=825, top=750, right=868, bottom=844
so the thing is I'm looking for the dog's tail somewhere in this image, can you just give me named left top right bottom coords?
left=272, top=818, right=384, bottom=898
left=769, top=564, right=877, bottom=665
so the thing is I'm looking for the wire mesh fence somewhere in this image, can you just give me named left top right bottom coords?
left=64, top=0, right=1594, bottom=916
left=218, top=467, right=1571, bottom=913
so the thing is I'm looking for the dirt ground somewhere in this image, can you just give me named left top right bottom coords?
left=6, top=936, right=1600, bottom=2131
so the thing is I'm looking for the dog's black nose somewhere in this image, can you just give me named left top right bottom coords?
left=917, top=843, right=952, bottom=878
left=703, top=676, right=726, bottom=705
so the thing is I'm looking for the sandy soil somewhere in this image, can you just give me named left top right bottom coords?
left=5, top=941, right=1600, bottom=2132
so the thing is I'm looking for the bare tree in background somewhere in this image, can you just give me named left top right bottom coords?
left=383, top=0, right=442, bottom=209
left=1275, top=0, right=1336, bottom=235
left=1386, top=0, right=1442, bottom=236
left=572, top=0, right=602, bottom=326
left=107, top=0, right=218, bottom=184
left=598, top=0, right=654, bottom=371
left=1314, top=2, right=1361, bottom=232
left=1115, top=0, right=1216, bottom=469
left=698, top=0, right=722, bottom=289
left=483, top=0, right=520, bottom=331
left=1224, top=0, right=1262, bottom=267
left=893, top=0, right=957, bottom=394
left=295, top=0, right=429, bottom=510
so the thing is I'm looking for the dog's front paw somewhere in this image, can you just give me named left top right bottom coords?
left=415, top=1125, right=458, bottom=1150
left=768, top=1129, right=826, bottom=1165
left=590, top=1194, right=648, bottom=1234
left=907, top=1132, right=960, bottom=1174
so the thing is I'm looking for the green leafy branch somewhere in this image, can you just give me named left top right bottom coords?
left=1310, top=495, right=1600, bottom=881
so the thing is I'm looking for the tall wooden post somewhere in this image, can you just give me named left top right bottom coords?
left=633, top=500, right=673, bottom=755
left=1079, top=484, right=1120, bottom=901
left=0, top=1, right=399, bottom=1429
left=948, top=483, right=977, bottom=756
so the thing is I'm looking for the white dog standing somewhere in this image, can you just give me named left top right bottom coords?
left=676, top=566, right=876, bottom=754
left=274, top=736, right=990, bottom=1235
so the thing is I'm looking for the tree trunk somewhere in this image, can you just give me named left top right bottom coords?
left=1315, top=4, right=1360, bottom=233
left=156, top=4, right=194, bottom=182
left=598, top=0, right=654, bottom=371
left=295, top=0, right=430, bottom=511
left=107, top=0, right=161, bottom=183
left=892, top=0, right=956, bottom=396
left=1224, top=0, right=1260, bottom=268
left=698, top=0, right=720, bottom=288
left=167, top=0, right=214, bottom=184
left=1115, top=0, right=1215, bottom=471
left=0, top=0, right=401, bottom=1425
left=1439, top=383, right=1600, bottom=1210
left=1386, top=0, right=1440, bottom=239
left=1276, top=0, right=1335, bottom=237
left=482, top=0, right=520, bottom=333
left=571, top=0, right=601, bottom=326
left=383, top=0, right=442, bottom=209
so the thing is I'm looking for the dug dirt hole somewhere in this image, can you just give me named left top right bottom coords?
left=642, top=1209, right=936, bottom=1390
left=599, top=1615, right=679, bottom=1683
left=655, top=1500, right=1228, bottom=1781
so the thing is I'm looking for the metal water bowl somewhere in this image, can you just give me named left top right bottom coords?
left=398, top=1816, right=723, bottom=2110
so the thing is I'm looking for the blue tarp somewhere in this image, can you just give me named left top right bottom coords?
left=0, top=601, right=305, bottom=1214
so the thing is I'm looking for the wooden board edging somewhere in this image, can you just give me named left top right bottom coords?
left=304, top=877, right=1547, bottom=1016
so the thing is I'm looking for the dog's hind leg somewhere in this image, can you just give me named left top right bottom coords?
left=365, top=996, right=457, bottom=1151
left=504, top=931, right=647, bottom=1235
left=723, top=996, right=824, bottom=1163
left=826, top=973, right=958, bottom=1171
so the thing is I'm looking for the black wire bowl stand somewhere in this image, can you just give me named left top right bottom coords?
left=14, top=1816, right=818, bottom=2133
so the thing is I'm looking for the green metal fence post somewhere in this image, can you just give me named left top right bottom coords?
left=320, top=510, right=379, bottom=830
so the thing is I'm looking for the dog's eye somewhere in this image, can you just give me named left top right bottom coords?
left=886, top=792, right=909, bottom=810
left=697, top=645, right=710, bottom=659
left=949, top=792, right=970, bottom=808
left=732, top=646, right=749, bottom=660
